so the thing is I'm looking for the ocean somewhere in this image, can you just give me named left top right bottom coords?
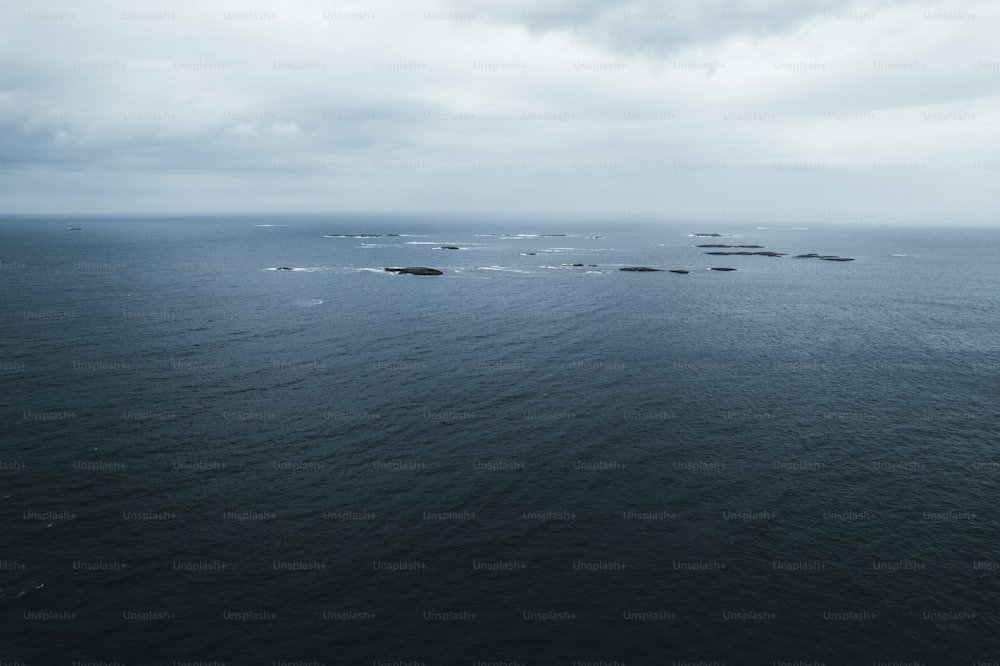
left=2, top=214, right=999, bottom=663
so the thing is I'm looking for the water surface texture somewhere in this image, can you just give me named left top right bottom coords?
left=2, top=215, right=999, bottom=663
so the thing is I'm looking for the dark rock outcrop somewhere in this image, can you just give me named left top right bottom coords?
left=668, top=269, right=690, bottom=274
left=703, top=251, right=786, bottom=257
left=276, top=266, right=293, bottom=271
left=793, top=253, right=855, bottom=261
left=710, top=267, right=737, bottom=271
left=693, top=233, right=725, bottom=237
left=619, top=266, right=663, bottom=272
left=384, top=267, right=444, bottom=275
left=439, top=246, right=460, bottom=250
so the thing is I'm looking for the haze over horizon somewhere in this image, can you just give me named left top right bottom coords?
left=1, top=0, right=997, bottom=225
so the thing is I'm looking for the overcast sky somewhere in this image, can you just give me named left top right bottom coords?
left=1, top=0, right=997, bottom=223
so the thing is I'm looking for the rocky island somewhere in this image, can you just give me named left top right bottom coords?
left=703, top=251, right=786, bottom=257
left=384, top=267, right=444, bottom=276
left=793, top=254, right=855, bottom=261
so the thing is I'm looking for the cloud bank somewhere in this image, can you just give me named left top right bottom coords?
left=1, top=0, right=997, bottom=223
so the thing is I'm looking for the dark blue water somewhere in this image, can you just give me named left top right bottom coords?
left=2, top=215, right=1000, bottom=663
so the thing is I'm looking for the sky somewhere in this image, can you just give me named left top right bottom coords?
left=1, top=0, right=997, bottom=223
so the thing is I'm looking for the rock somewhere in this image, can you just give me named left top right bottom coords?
left=619, top=266, right=663, bottom=272
left=276, top=267, right=293, bottom=271
left=384, top=267, right=444, bottom=275
left=439, top=246, right=460, bottom=250
left=703, top=251, right=785, bottom=256
left=693, top=233, right=725, bottom=237
left=668, top=270, right=690, bottom=274
left=793, top=253, right=854, bottom=261
left=710, top=267, right=737, bottom=271
left=696, top=244, right=763, bottom=248
left=571, top=263, right=585, bottom=267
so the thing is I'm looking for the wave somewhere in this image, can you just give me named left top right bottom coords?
left=265, top=267, right=334, bottom=272
left=476, top=266, right=531, bottom=273
left=476, top=233, right=576, bottom=239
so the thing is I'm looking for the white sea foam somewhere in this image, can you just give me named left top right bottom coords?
left=477, top=266, right=530, bottom=273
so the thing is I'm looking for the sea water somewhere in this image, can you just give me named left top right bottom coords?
left=2, top=214, right=999, bottom=662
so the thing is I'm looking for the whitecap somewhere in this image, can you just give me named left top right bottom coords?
left=266, top=267, right=332, bottom=272
left=291, top=299, right=324, bottom=307
left=476, top=266, right=530, bottom=273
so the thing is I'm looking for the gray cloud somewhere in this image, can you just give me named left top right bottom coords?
left=0, top=0, right=997, bottom=222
